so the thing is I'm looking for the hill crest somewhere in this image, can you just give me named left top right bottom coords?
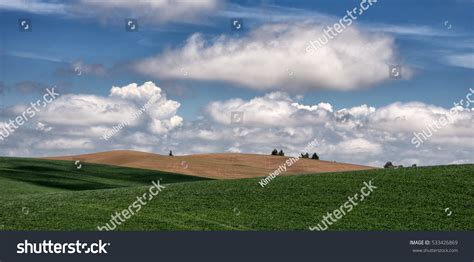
left=47, top=150, right=375, bottom=179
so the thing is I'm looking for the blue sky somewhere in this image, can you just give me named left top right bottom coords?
left=1, top=0, right=472, bottom=118
left=0, top=0, right=472, bottom=166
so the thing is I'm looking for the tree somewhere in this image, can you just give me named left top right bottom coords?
left=384, top=161, right=394, bottom=168
left=271, top=149, right=278, bottom=156
left=169, top=150, right=173, bottom=156
left=300, top=153, right=310, bottom=159
left=278, top=150, right=284, bottom=156
left=311, top=152, right=319, bottom=160
left=412, top=164, right=417, bottom=167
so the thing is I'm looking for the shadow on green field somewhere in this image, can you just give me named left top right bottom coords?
left=0, top=157, right=209, bottom=192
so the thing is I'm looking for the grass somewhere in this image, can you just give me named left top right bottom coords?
left=0, top=157, right=472, bottom=231
left=0, top=157, right=208, bottom=194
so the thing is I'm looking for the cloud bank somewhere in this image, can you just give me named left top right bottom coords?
left=1, top=82, right=472, bottom=167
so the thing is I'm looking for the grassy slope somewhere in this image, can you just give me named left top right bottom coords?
left=0, top=157, right=208, bottom=194
left=0, top=157, right=472, bottom=231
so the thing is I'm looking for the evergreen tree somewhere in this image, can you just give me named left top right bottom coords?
left=301, top=153, right=310, bottom=159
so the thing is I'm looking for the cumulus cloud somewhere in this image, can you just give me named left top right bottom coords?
left=333, top=138, right=383, bottom=155
left=0, top=81, right=183, bottom=154
left=39, top=94, right=138, bottom=127
left=0, top=85, right=472, bottom=167
left=135, top=22, right=408, bottom=91
left=110, top=81, right=163, bottom=102
left=201, top=92, right=473, bottom=165
left=39, top=81, right=182, bottom=133
left=36, top=138, right=94, bottom=150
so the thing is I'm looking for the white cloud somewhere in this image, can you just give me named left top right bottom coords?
left=37, top=138, right=94, bottom=150
left=333, top=138, right=383, bottom=155
left=0, top=86, right=472, bottom=167
left=0, top=0, right=220, bottom=24
left=135, top=22, right=408, bottom=91
left=200, top=92, right=473, bottom=165
left=6, top=51, right=63, bottom=63
left=23, top=81, right=183, bottom=152
left=206, top=92, right=298, bottom=127
left=39, top=94, right=139, bottom=126
left=110, top=81, right=163, bottom=102
left=39, top=82, right=182, bottom=133
left=0, top=0, right=66, bottom=15
left=368, top=24, right=454, bottom=37
left=446, top=53, right=474, bottom=69
left=76, top=0, right=219, bottom=24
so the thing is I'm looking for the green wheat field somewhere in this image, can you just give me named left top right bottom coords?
left=0, top=157, right=472, bottom=231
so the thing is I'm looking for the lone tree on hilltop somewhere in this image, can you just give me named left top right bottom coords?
left=384, top=161, right=394, bottom=168
left=311, top=152, right=319, bottom=160
left=169, top=150, right=173, bottom=156
left=271, top=149, right=278, bottom=155
left=278, top=150, right=285, bottom=156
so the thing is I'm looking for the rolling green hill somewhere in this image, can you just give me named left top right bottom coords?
left=0, top=157, right=208, bottom=195
left=0, top=157, right=472, bottom=231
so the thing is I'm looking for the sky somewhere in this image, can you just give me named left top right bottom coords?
left=0, top=0, right=473, bottom=167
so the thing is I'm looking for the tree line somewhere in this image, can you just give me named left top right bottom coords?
left=271, top=149, right=319, bottom=160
